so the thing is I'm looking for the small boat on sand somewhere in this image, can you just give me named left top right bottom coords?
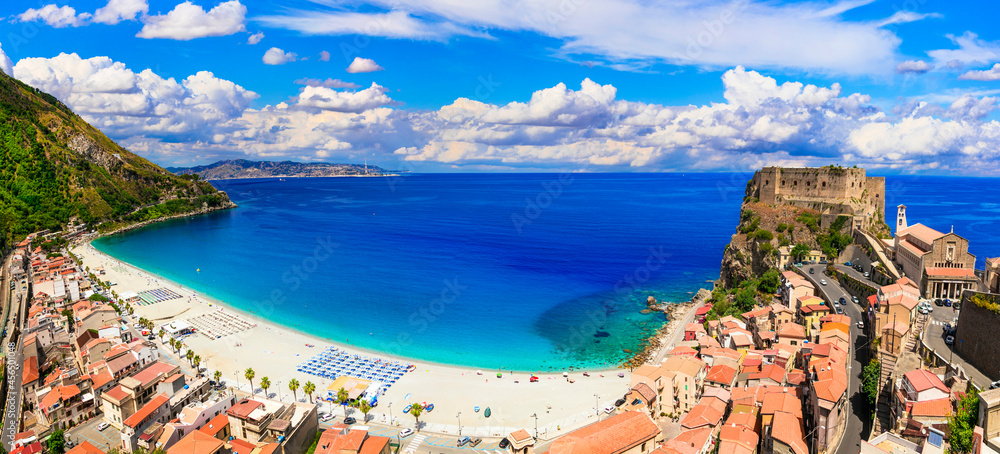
left=403, top=404, right=412, bottom=413
left=426, top=403, right=434, bottom=412
left=474, top=405, right=480, bottom=412
left=484, top=407, right=491, bottom=418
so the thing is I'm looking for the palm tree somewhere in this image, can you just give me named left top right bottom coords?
left=192, top=355, right=201, bottom=371
left=158, top=328, right=165, bottom=339
left=288, top=379, right=300, bottom=402
left=304, top=381, right=316, bottom=403
left=410, top=403, right=424, bottom=431
left=245, top=368, right=256, bottom=395
left=260, top=377, right=271, bottom=398
left=213, top=370, right=222, bottom=383
left=357, top=399, right=372, bottom=423
left=185, top=349, right=194, bottom=366
left=337, top=387, right=349, bottom=408
left=168, top=338, right=177, bottom=353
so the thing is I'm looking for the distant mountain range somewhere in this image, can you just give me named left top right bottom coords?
left=167, top=159, right=392, bottom=180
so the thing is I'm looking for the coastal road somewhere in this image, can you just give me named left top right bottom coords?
left=2, top=253, right=26, bottom=452
left=801, top=264, right=872, bottom=454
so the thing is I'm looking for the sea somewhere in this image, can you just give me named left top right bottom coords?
left=91, top=173, right=1000, bottom=371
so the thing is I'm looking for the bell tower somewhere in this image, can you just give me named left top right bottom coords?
left=896, top=204, right=908, bottom=231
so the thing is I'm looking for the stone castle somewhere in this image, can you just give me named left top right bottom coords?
left=748, top=166, right=886, bottom=233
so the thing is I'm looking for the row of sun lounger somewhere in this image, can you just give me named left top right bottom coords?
left=187, top=309, right=257, bottom=338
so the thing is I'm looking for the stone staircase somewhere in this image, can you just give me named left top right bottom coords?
left=873, top=349, right=898, bottom=434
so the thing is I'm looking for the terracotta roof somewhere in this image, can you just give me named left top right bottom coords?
left=91, top=370, right=114, bottom=389
left=123, top=393, right=169, bottom=428
left=509, top=429, right=533, bottom=444
left=549, top=411, right=660, bottom=454
left=761, top=391, right=802, bottom=418
left=167, top=429, right=224, bottom=454
left=813, top=372, right=848, bottom=404
left=657, top=427, right=713, bottom=454
left=786, top=369, right=807, bottom=386
left=65, top=441, right=104, bottom=454
left=359, top=436, right=390, bottom=454
left=904, top=370, right=949, bottom=394
left=230, top=439, right=256, bottom=454
left=199, top=413, right=230, bottom=438
left=925, top=267, right=976, bottom=278
left=777, top=323, right=807, bottom=339
left=632, top=383, right=656, bottom=402
left=669, top=346, right=698, bottom=357
left=725, top=410, right=759, bottom=432
left=899, top=224, right=945, bottom=245
left=730, top=386, right=766, bottom=407
left=910, top=398, right=952, bottom=417
left=820, top=314, right=850, bottom=325
left=701, top=347, right=741, bottom=361
left=680, top=402, right=725, bottom=429
left=882, top=321, right=909, bottom=336
left=103, top=385, right=129, bottom=403
left=22, top=357, right=39, bottom=384
left=130, top=361, right=177, bottom=386
left=662, top=355, right=705, bottom=380
left=705, top=365, right=737, bottom=387
left=227, top=399, right=263, bottom=419
left=771, top=411, right=807, bottom=454
left=887, top=294, right=919, bottom=311
left=684, top=323, right=706, bottom=333
left=718, top=424, right=759, bottom=454
left=751, top=364, right=786, bottom=385
left=697, top=336, right=721, bottom=349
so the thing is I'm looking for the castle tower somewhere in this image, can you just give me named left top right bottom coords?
left=896, top=204, right=908, bottom=231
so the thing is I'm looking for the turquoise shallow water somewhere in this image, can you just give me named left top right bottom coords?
left=92, top=173, right=1000, bottom=370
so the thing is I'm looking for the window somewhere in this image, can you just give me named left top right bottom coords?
left=781, top=180, right=786, bottom=186
left=822, top=181, right=827, bottom=187
left=765, top=179, right=769, bottom=185
left=806, top=181, right=810, bottom=186
left=793, top=180, right=798, bottom=186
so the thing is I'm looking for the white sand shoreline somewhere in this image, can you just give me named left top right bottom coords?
left=73, top=240, right=679, bottom=434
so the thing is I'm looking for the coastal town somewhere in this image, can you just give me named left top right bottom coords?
left=3, top=166, right=1000, bottom=454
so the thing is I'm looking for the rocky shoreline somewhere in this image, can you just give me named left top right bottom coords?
left=622, top=288, right=711, bottom=368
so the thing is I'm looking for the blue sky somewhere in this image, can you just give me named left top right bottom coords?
left=3, top=0, right=1000, bottom=173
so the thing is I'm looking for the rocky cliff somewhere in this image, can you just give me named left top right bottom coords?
left=717, top=167, right=885, bottom=289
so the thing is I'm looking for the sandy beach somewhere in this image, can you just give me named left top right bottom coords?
left=71, top=241, right=696, bottom=438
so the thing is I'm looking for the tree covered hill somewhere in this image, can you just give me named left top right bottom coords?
left=0, top=71, right=233, bottom=248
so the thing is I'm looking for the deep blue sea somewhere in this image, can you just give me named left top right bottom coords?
left=92, top=173, right=1000, bottom=370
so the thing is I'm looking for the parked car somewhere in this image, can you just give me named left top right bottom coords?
left=944, top=299, right=952, bottom=307
left=320, top=413, right=335, bottom=422
left=344, top=417, right=356, bottom=425
left=836, top=306, right=844, bottom=314
left=838, top=297, right=846, bottom=305
left=820, top=279, right=827, bottom=286
left=863, top=272, right=870, bottom=278
left=989, top=381, right=1000, bottom=390
left=499, top=438, right=511, bottom=449
left=945, top=335, right=955, bottom=345
left=399, top=428, right=415, bottom=438
left=943, top=323, right=952, bottom=333
left=809, top=268, right=815, bottom=274
left=604, top=405, right=616, bottom=414
left=852, top=296, right=859, bottom=304
left=615, top=398, right=626, bottom=407
left=934, top=298, right=944, bottom=306
left=469, top=437, right=483, bottom=447
left=844, top=262, right=852, bottom=266
left=457, top=437, right=470, bottom=447
left=857, top=320, right=864, bottom=329
left=97, top=422, right=110, bottom=431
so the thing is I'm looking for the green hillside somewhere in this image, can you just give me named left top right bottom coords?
left=0, top=71, right=233, bottom=248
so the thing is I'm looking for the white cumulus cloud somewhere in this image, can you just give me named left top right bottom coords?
left=12, top=53, right=258, bottom=139
left=0, top=43, right=12, bottom=76
left=294, top=78, right=360, bottom=89
left=296, top=83, right=393, bottom=112
left=247, top=31, right=264, bottom=44
left=346, top=57, right=383, bottom=73
left=958, top=63, right=1000, bottom=81
left=262, top=47, right=297, bottom=65
left=137, top=0, right=246, bottom=40
left=896, top=60, right=932, bottom=74
left=319, top=51, right=331, bottom=62
left=19, top=4, right=91, bottom=28
left=93, top=0, right=148, bottom=25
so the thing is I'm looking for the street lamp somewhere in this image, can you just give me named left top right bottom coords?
left=388, top=402, right=393, bottom=426
left=457, top=411, right=462, bottom=436
left=531, top=413, right=538, bottom=438
left=593, top=394, right=599, bottom=416
left=277, top=380, right=282, bottom=401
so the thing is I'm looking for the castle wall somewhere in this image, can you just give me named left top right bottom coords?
left=955, top=291, right=1000, bottom=381
left=753, top=167, right=886, bottom=233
